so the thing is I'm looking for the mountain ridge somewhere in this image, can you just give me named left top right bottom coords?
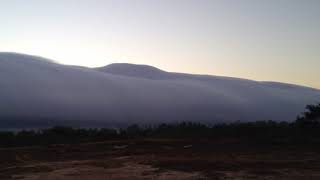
left=1, top=52, right=319, bottom=128
left=2, top=52, right=318, bottom=90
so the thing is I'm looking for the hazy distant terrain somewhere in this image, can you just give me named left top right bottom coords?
left=1, top=52, right=320, bottom=128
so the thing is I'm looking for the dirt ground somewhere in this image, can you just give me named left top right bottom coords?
left=1, top=138, right=320, bottom=179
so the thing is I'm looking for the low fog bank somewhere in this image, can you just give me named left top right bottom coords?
left=1, top=53, right=320, bottom=129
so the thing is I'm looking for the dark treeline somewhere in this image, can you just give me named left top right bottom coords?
left=0, top=103, right=319, bottom=147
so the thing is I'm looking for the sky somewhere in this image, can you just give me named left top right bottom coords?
left=1, top=0, right=319, bottom=88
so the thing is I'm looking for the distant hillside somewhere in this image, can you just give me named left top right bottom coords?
left=0, top=52, right=320, bottom=128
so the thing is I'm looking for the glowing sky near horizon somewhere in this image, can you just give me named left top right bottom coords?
left=1, top=0, right=320, bottom=88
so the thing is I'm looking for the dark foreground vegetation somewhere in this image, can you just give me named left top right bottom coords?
left=1, top=103, right=320, bottom=148
left=0, top=103, right=320, bottom=179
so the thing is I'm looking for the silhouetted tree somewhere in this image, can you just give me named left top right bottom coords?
left=296, top=103, right=320, bottom=128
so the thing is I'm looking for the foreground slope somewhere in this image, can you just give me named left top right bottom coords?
left=0, top=53, right=319, bottom=128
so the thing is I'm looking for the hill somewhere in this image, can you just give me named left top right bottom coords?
left=0, top=52, right=320, bottom=128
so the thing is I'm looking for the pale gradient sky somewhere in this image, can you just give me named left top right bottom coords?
left=1, top=0, right=319, bottom=88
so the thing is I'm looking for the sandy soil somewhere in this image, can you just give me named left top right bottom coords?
left=1, top=139, right=320, bottom=179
